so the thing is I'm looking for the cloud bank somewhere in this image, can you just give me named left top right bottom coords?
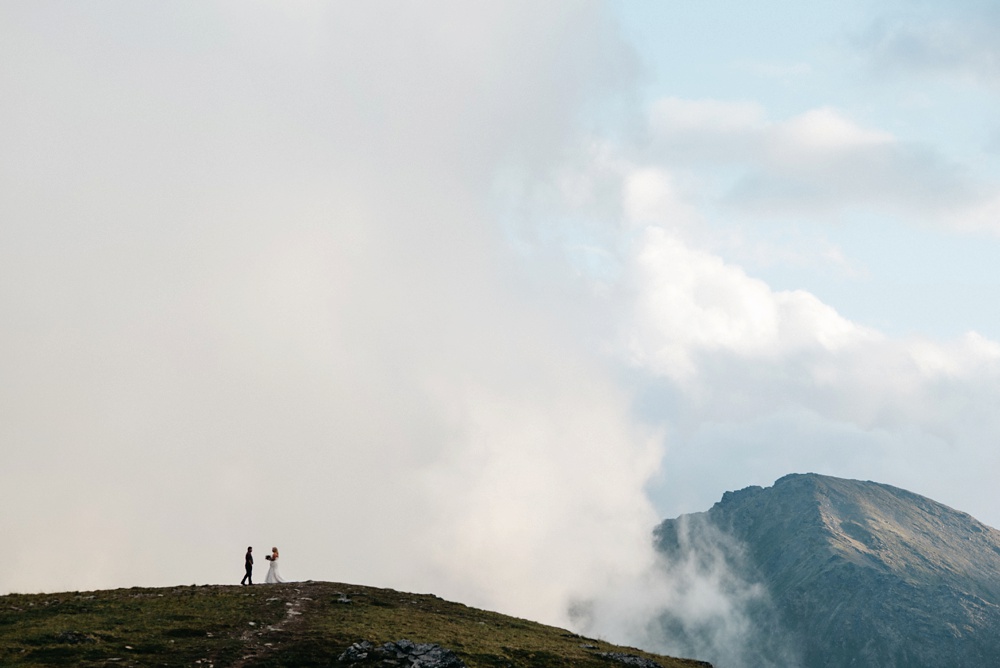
left=0, top=1, right=658, bottom=626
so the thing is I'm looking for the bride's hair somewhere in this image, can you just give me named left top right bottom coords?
left=272, top=547, right=279, bottom=557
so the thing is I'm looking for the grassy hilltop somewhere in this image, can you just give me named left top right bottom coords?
left=0, top=580, right=710, bottom=667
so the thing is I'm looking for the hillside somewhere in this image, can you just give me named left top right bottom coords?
left=655, top=473, right=1000, bottom=667
left=0, top=580, right=711, bottom=667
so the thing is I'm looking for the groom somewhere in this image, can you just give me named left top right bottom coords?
left=241, top=546, right=253, bottom=585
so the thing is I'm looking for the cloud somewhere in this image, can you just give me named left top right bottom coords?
left=615, top=200, right=1000, bottom=520
left=646, top=98, right=1000, bottom=229
left=573, top=513, right=800, bottom=668
left=625, top=224, right=1000, bottom=434
left=0, top=0, right=665, bottom=628
left=858, top=9, right=1000, bottom=89
left=628, top=226, right=871, bottom=371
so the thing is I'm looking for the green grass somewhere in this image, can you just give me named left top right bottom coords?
left=0, top=581, right=711, bottom=667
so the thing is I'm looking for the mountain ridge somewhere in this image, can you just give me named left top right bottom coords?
left=655, top=473, right=1000, bottom=667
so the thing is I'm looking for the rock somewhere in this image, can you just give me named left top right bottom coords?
left=379, top=640, right=466, bottom=668
left=339, top=639, right=465, bottom=667
left=597, top=652, right=663, bottom=667
left=56, top=631, right=96, bottom=644
left=339, top=640, right=374, bottom=662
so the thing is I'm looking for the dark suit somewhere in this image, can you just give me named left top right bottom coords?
left=241, top=549, right=253, bottom=585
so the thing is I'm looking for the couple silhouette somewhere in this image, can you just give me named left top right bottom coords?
left=241, top=546, right=285, bottom=585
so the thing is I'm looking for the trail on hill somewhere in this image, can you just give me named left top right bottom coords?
left=230, top=584, right=314, bottom=668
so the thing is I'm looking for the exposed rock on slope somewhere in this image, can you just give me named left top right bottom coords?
left=655, top=473, right=1000, bottom=668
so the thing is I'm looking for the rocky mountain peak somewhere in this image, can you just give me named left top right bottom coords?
left=654, top=473, right=1000, bottom=667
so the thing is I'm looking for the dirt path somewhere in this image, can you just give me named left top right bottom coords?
left=229, top=584, right=314, bottom=668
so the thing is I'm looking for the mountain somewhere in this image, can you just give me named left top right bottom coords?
left=0, top=580, right=711, bottom=667
left=654, top=473, right=1000, bottom=667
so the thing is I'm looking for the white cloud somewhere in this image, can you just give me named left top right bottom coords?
left=623, top=167, right=701, bottom=228
left=613, top=192, right=1000, bottom=524
left=573, top=515, right=800, bottom=668
left=619, top=163, right=864, bottom=278
left=415, top=380, right=662, bottom=623
left=625, top=225, right=873, bottom=381
left=779, top=107, right=893, bottom=153
left=0, top=1, right=663, bottom=630
left=621, top=211, right=1000, bottom=426
left=647, top=98, right=997, bottom=227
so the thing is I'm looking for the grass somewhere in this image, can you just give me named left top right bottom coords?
left=0, top=581, right=711, bottom=667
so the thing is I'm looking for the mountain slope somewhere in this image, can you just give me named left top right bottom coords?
left=0, top=580, right=711, bottom=667
left=654, top=473, right=1000, bottom=667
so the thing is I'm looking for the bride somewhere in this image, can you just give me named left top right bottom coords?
left=264, top=546, right=285, bottom=583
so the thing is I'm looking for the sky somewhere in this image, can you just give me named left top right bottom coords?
left=2, top=0, right=1000, bottom=650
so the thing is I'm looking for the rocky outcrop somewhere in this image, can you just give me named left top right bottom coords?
left=655, top=473, right=1000, bottom=667
left=339, top=639, right=465, bottom=667
left=599, top=651, right=669, bottom=667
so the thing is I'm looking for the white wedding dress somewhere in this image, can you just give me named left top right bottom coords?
left=265, top=556, right=285, bottom=583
